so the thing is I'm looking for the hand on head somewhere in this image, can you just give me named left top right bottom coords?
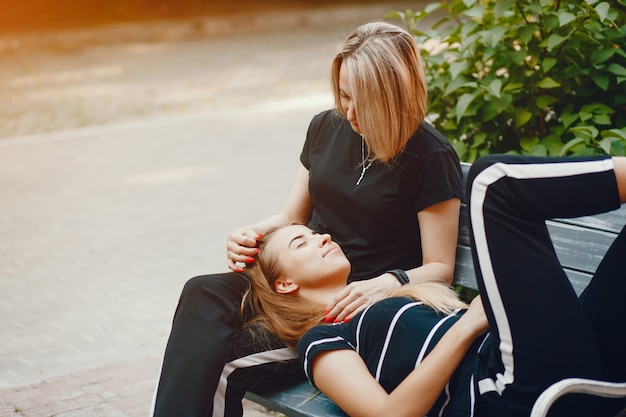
left=227, top=227, right=262, bottom=272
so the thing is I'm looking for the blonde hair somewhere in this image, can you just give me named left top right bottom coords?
left=392, top=282, right=467, bottom=315
left=331, top=21, right=428, bottom=163
left=241, top=226, right=326, bottom=350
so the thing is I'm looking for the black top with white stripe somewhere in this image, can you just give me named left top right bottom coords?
left=298, top=297, right=482, bottom=417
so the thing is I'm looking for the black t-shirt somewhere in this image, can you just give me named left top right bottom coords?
left=300, top=110, right=462, bottom=282
left=298, top=297, right=479, bottom=416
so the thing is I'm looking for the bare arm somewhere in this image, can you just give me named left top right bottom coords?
left=312, top=296, right=488, bottom=417
left=227, top=163, right=312, bottom=271
left=326, top=198, right=460, bottom=322
left=407, top=197, right=460, bottom=285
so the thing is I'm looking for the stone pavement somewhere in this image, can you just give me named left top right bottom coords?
left=0, top=2, right=419, bottom=416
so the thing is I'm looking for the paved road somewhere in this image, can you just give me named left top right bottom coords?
left=0, top=2, right=421, bottom=416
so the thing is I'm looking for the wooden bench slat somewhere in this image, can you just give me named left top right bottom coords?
left=245, top=383, right=347, bottom=417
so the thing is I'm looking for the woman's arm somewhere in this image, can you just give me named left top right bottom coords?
left=325, top=197, right=460, bottom=322
left=407, top=197, right=460, bottom=285
left=227, top=163, right=313, bottom=271
left=312, top=296, right=488, bottom=417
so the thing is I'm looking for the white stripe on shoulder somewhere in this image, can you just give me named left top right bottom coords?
left=302, top=336, right=347, bottom=380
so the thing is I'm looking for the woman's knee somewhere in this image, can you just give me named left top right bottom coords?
left=176, top=273, right=249, bottom=317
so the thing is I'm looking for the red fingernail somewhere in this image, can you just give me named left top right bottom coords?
left=324, top=308, right=330, bottom=315
left=333, top=319, right=340, bottom=324
left=343, top=317, right=351, bottom=323
left=324, top=316, right=332, bottom=323
left=254, top=248, right=259, bottom=255
left=257, top=233, right=263, bottom=239
left=245, top=257, right=255, bottom=263
left=236, top=268, right=244, bottom=273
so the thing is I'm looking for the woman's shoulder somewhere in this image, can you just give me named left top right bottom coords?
left=408, top=121, right=455, bottom=153
left=308, top=109, right=347, bottom=133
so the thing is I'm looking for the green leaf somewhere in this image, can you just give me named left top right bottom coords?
left=444, top=76, right=471, bottom=96
left=560, top=137, right=587, bottom=155
left=595, top=2, right=610, bottom=22
left=610, top=141, right=625, bottom=156
left=531, top=144, right=548, bottom=156
left=493, top=0, right=515, bottom=18
left=537, top=77, right=561, bottom=89
left=489, top=93, right=513, bottom=113
left=542, top=135, right=565, bottom=156
left=593, top=114, right=612, bottom=125
left=601, top=128, right=626, bottom=141
left=581, top=103, right=615, bottom=115
left=547, top=34, right=567, bottom=50
left=461, top=20, right=480, bottom=39
left=483, top=26, right=508, bottom=48
left=455, top=93, right=479, bottom=123
left=544, top=14, right=560, bottom=32
left=503, top=82, right=524, bottom=92
left=591, top=72, right=610, bottom=91
left=591, top=48, right=615, bottom=64
left=471, top=132, right=487, bottom=148
left=515, top=108, right=533, bottom=128
left=486, top=79, right=503, bottom=97
left=542, top=57, right=558, bottom=73
left=608, top=63, right=626, bottom=77
left=520, top=136, right=539, bottom=151
left=561, top=110, right=579, bottom=129
left=518, top=25, right=535, bottom=45
left=598, top=138, right=612, bottom=154
left=558, top=11, right=577, bottom=26
left=451, top=141, right=468, bottom=160
left=535, top=95, right=558, bottom=108
left=449, top=62, right=468, bottom=80
left=481, top=102, right=499, bottom=122
left=463, top=5, right=485, bottom=19
left=571, top=125, right=600, bottom=139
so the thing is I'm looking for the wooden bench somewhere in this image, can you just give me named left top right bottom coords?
left=245, top=162, right=626, bottom=417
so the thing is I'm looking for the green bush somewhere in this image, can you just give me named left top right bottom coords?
left=388, top=0, right=626, bottom=161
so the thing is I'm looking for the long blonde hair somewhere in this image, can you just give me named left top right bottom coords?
left=241, top=227, right=466, bottom=349
left=331, top=21, right=428, bottom=163
left=392, top=283, right=467, bottom=315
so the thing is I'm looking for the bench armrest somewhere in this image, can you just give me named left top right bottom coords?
left=530, top=378, right=626, bottom=417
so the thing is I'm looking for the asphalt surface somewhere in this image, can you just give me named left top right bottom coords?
left=0, top=2, right=419, bottom=416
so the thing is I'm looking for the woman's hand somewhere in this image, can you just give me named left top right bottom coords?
left=226, top=227, right=262, bottom=272
left=324, top=273, right=400, bottom=323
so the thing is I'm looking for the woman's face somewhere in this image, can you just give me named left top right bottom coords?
left=339, top=62, right=361, bottom=134
left=264, top=224, right=351, bottom=291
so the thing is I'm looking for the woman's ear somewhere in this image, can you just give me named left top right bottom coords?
left=274, top=277, right=299, bottom=295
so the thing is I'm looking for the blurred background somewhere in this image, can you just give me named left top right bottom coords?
left=0, top=1, right=420, bottom=416
left=1, top=0, right=396, bottom=34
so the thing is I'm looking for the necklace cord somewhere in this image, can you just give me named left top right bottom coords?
left=356, top=136, right=374, bottom=186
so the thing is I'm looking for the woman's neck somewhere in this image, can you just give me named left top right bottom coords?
left=298, top=283, right=347, bottom=306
